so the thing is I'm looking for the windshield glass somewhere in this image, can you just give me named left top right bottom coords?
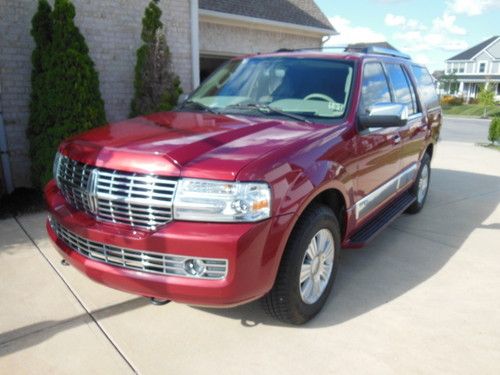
left=186, top=57, right=355, bottom=121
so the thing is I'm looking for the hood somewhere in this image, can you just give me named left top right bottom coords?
left=60, top=111, right=325, bottom=180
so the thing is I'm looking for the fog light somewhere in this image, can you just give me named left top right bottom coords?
left=184, top=258, right=206, bottom=277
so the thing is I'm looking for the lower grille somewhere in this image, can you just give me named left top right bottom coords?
left=50, top=218, right=228, bottom=280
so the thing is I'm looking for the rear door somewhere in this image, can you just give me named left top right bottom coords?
left=385, top=63, right=426, bottom=171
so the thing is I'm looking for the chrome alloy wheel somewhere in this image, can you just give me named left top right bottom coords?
left=299, top=229, right=335, bottom=305
left=417, top=164, right=429, bottom=204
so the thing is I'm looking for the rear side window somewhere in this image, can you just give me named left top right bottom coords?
left=385, top=63, right=417, bottom=115
left=360, top=62, right=391, bottom=114
left=411, top=65, right=440, bottom=110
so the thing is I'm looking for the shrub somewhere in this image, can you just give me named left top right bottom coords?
left=29, top=0, right=106, bottom=188
left=28, top=0, right=53, bottom=186
left=488, top=116, right=500, bottom=144
left=440, top=95, right=463, bottom=106
left=130, top=0, right=182, bottom=117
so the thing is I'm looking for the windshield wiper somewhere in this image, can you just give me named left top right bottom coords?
left=226, top=103, right=312, bottom=124
left=181, top=99, right=220, bottom=114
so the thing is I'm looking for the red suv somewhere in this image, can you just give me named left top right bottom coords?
left=46, top=47, right=441, bottom=324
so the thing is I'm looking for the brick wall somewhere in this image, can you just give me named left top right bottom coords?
left=200, top=21, right=322, bottom=56
left=0, top=0, right=193, bottom=188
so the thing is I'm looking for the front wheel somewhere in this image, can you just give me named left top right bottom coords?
left=406, top=153, right=431, bottom=214
left=262, top=205, right=340, bottom=324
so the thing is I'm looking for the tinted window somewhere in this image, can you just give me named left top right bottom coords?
left=386, top=63, right=417, bottom=115
left=411, top=65, right=439, bottom=109
left=360, top=62, right=391, bottom=114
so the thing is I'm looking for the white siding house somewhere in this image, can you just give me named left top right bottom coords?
left=445, top=36, right=500, bottom=101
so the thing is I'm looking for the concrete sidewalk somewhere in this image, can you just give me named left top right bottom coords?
left=1, top=132, right=500, bottom=373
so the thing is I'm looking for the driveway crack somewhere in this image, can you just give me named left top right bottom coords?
left=14, top=216, right=138, bottom=374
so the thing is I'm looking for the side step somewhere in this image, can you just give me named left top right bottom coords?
left=346, top=192, right=416, bottom=247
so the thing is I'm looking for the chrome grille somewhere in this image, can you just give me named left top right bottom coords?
left=55, top=154, right=177, bottom=230
left=50, top=219, right=228, bottom=279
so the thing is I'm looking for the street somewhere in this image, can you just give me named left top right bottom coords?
left=1, top=116, right=499, bottom=374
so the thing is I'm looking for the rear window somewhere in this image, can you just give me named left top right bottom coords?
left=411, top=65, right=439, bottom=110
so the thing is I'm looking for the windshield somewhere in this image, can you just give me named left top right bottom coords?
left=185, top=57, right=355, bottom=121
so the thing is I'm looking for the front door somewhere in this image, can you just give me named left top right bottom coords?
left=352, top=61, right=402, bottom=223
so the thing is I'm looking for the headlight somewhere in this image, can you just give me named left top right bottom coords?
left=53, top=152, right=62, bottom=187
left=173, top=179, right=271, bottom=222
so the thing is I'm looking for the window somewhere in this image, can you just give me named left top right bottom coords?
left=189, top=57, right=355, bottom=120
left=411, top=65, right=439, bottom=110
left=386, top=63, right=418, bottom=115
left=359, top=62, right=391, bottom=114
left=497, top=84, right=500, bottom=96
left=479, top=63, right=486, bottom=73
left=458, top=63, right=465, bottom=73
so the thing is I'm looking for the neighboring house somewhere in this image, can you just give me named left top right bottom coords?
left=0, top=0, right=335, bottom=190
left=445, top=36, right=500, bottom=101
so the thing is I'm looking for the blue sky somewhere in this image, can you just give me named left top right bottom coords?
left=316, top=0, right=500, bottom=72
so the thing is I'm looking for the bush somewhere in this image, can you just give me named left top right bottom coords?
left=130, top=0, right=182, bottom=117
left=488, top=116, right=500, bottom=144
left=29, top=0, right=106, bottom=188
left=440, top=95, right=464, bottom=106
left=27, top=0, right=53, bottom=186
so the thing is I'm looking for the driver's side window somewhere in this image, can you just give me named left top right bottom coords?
left=360, top=62, right=391, bottom=114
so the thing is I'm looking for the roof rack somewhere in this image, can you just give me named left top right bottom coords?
left=274, top=45, right=412, bottom=60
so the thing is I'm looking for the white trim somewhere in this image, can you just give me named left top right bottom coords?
left=470, top=37, right=500, bottom=60
left=354, top=164, right=418, bottom=220
left=190, top=0, right=200, bottom=89
left=199, top=9, right=337, bottom=37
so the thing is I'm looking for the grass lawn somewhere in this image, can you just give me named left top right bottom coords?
left=442, top=104, right=500, bottom=118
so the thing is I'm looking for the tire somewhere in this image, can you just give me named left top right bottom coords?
left=262, top=204, right=341, bottom=325
left=406, top=153, right=431, bottom=214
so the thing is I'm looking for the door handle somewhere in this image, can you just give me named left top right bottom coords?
left=390, top=134, right=401, bottom=144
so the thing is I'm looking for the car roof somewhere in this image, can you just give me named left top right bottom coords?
left=238, top=47, right=416, bottom=65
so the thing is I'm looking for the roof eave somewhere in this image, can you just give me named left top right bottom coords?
left=199, top=9, right=338, bottom=37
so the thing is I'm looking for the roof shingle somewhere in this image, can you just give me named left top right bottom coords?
left=199, top=0, right=335, bottom=31
left=447, top=36, right=499, bottom=61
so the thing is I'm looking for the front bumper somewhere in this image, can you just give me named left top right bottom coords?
left=45, top=180, right=292, bottom=307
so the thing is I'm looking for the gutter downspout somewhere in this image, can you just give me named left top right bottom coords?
left=0, top=110, right=14, bottom=194
left=190, top=0, right=200, bottom=89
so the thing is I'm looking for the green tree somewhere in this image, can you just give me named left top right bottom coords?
left=439, top=72, right=459, bottom=95
left=28, top=0, right=53, bottom=186
left=488, top=116, right=500, bottom=144
left=30, top=0, right=106, bottom=188
left=130, top=0, right=182, bottom=117
left=477, top=83, right=495, bottom=118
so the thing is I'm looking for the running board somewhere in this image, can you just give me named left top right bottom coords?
left=346, top=192, right=416, bottom=247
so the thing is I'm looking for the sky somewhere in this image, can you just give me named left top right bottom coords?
left=316, top=0, right=500, bottom=72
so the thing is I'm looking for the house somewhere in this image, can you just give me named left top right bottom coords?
left=445, top=36, right=500, bottom=101
left=0, top=0, right=335, bottom=191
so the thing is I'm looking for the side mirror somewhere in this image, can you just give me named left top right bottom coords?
left=177, top=93, right=190, bottom=106
left=358, top=103, right=408, bottom=129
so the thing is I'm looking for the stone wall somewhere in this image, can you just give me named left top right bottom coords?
left=0, top=0, right=193, bottom=188
left=199, top=21, right=322, bottom=56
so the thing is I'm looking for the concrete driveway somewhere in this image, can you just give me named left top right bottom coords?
left=1, top=117, right=499, bottom=374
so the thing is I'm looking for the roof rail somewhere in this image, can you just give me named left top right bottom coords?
left=363, top=46, right=411, bottom=60
left=274, top=45, right=412, bottom=60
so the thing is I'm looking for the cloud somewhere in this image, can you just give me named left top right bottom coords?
left=385, top=13, right=427, bottom=30
left=432, top=13, right=466, bottom=35
left=447, top=0, right=500, bottom=16
left=384, top=10, right=467, bottom=53
left=326, top=16, right=386, bottom=45
left=385, top=13, right=406, bottom=27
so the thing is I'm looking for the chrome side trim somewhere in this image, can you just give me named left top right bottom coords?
left=355, top=164, right=418, bottom=220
